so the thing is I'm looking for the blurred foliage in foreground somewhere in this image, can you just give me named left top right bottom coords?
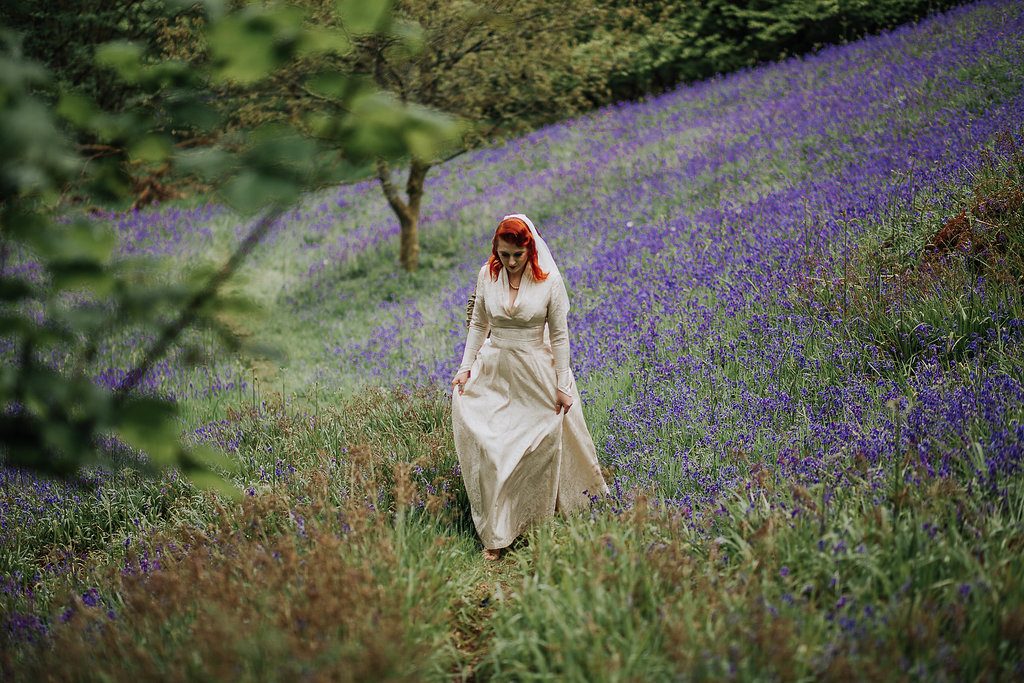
left=0, top=0, right=459, bottom=485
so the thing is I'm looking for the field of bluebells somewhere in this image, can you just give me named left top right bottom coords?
left=4, top=0, right=1024, bottom=679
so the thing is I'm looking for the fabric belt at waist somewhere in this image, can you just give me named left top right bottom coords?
left=489, top=326, right=546, bottom=350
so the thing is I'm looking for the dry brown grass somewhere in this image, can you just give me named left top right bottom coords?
left=17, top=482, right=437, bottom=681
left=6, top=389, right=478, bottom=682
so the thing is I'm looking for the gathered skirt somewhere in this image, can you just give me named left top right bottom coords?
left=452, top=333, right=608, bottom=550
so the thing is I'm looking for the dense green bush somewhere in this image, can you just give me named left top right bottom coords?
left=575, top=0, right=968, bottom=103
left=4, top=1, right=967, bottom=138
left=0, top=1, right=179, bottom=110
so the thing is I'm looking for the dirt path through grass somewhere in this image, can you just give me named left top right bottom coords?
left=448, top=545, right=525, bottom=681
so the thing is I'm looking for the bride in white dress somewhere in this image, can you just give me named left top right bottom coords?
left=451, top=214, right=608, bottom=561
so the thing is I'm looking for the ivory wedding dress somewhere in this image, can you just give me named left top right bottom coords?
left=452, top=227, right=608, bottom=550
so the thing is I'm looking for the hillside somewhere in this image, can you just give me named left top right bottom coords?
left=3, top=0, right=1024, bottom=678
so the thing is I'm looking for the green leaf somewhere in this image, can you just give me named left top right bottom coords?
left=40, top=421, right=91, bottom=465
left=84, top=109, right=148, bottom=145
left=23, top=365, right=73, bottom=413
left=185, top=468, right=240, bottom=499
left=24, top=320, right=74, bottom=349
left=1, top=99, right=80, bottom=192
left=0, top=313, right=36, bottom=338
left=165, top=0, right=225, bottom=19
left=305, top=71, right=355, bottom=99
left=188, top=443, right=238, bottom=474
left=222, top=170, right=299, bottom=214
left=55, top=306, right=110, bottom=332
left=115, top=397, right=181, bottom=467
left=246, top=125, right=318, bottom=172
left=299, top=27, right=352, bottom=56
left=0, top=417, right=76, bottom=475
left=118, top=281, right=191, bottom=317
left=209, top=6, right=305, bottom=85
left=209, top=291, right=261, bottom=316
left=322, top=158, right=375, bottom=184
left=32, top=219, right=117, bottom=263
left=144, top=60, right=195, bottom=89
left=182, top=444, right=240, bottom=498
left=56, top=93, right=100, bottom=128
left=48, top=260, right=116, bottom=295
left=402, top=105, right=464, bottom=160
left=129, top=134, right=172, bottom=164
left=0, top=208, right=51, bottom=242
left=244, top=340, right=287, bottom=364
left=0, top=276, right=34, bottom=302
left=167, top=97, right=222, bottom=131
left=343, top=91, right=409, bottom=160
left=0, top=363, right=17, bottom=395
left=404, top=127, right=442, bottom=160
left=342, top=93, right=460, bottom=162
left=209, top=15, right=277, bottom=84
left=180, top=344, right=210, bottom=367
left=336, top=0, right=392, bottom=33
left=0, top=52, right=49, bottom=90
left=387, top=18, right=425, bottom=56
left=305, top=111, right=338, bottom=139
left=176, top=147, right=235, bottom=180
left=95, top=41, right=145, bottom=83
left=86, top=158, right=135, bottom=205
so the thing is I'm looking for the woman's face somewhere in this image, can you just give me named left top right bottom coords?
left=496, top=238, right=528, bottom=276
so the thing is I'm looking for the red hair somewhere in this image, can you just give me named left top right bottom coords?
left=487, top=217, right=549, bottom=282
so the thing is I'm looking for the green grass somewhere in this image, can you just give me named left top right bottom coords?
left=5, top=3, right=1024, bottom=679
left=809, top=141, right=1024, bottom=384
left=474, top=473, right=1024, bottom=680
left=4, top=365, right=1024, bottom=679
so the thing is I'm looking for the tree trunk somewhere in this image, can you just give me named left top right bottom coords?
left=376, top=157, right=432, bottom=272
left=398, top=209, right=419, bottom=271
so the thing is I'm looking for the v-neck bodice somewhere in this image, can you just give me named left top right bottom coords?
left=459, top=262, right=575, bottom=396
left=491, top=266, right=547, bottom=326
left=502, top=267, right=527, bottom=311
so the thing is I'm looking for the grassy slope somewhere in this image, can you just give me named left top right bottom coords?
left=3, top=0, right=1024, bottom=679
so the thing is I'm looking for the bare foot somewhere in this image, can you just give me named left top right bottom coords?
left=482, top=548, right=501, bottom=561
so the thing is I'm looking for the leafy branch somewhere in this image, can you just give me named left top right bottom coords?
left=0, top=0, right=459, bottom=492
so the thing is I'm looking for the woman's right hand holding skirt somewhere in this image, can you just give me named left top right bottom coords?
left=452, top=370, right=470, bottom=394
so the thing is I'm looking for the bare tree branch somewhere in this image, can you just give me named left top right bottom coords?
left=115, top=205, right=285, bottom=397
left=376, top=158, right=410, bottom=221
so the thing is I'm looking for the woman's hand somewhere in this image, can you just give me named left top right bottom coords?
left=555, top=389, right=573, bottom=414
left=452, top=370, right=470, bottom=394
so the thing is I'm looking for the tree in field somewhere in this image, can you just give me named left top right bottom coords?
left=347, top=0, right=607, bottom=271
left=0, top=0, right=458, bottom=486
left=6, top=1, right=606, bottom=272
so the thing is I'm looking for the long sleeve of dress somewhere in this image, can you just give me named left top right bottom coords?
left=547, top=275, right=575, bottom=395
left=458, top=266, right=490, bottom=375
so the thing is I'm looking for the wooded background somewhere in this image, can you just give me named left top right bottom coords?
left=4, top=0, right=962, bottom=186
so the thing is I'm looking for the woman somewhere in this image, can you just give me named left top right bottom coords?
left=451, top=214, right=608, bottom=561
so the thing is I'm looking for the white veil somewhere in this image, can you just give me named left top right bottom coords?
left=502, top=213, right=567, bottom=369
left=503, top=213, right=561, bottom=281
